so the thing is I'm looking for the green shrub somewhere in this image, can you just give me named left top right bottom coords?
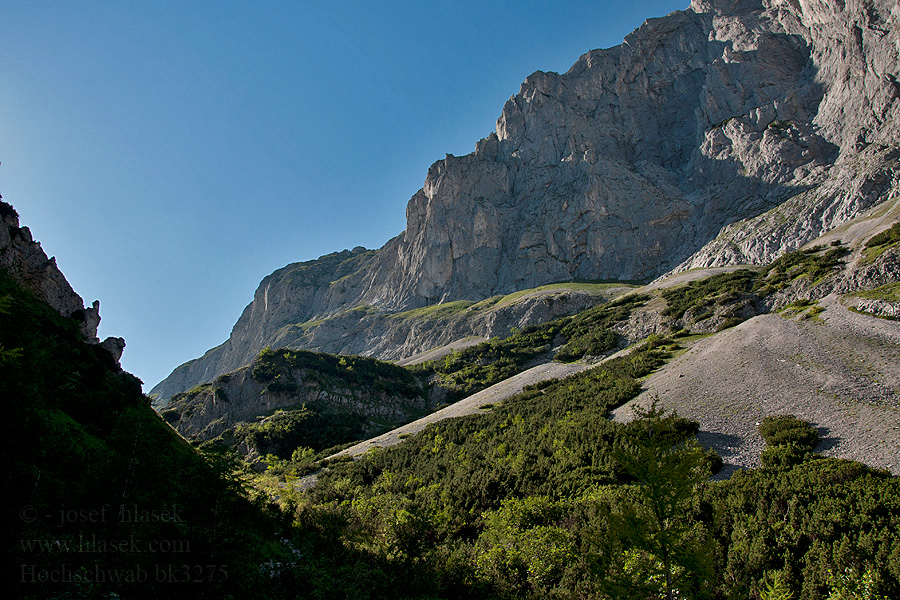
left=760, top=443, right=814, bottom=470
left=414, top=294, right=648, bottom=399
left=760, top=570, right=795, bottom=600
left=864, top=222, right=900, bottom=248
left=758, top=415, right=819, bottom=451
left=826, top=567, right=889, bottom=600
left=707, top=447, right=724, bottom=474
left=661, top=270, right=756, bottom=321
left=554, top=328, right=616, bottom=361
left=755, top=246, right=849, bottom=295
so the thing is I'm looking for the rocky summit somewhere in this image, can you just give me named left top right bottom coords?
left=153, top=0, right=900, bottom=400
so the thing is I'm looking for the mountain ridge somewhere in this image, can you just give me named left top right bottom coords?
left=154, top=0, right=900, bottom=399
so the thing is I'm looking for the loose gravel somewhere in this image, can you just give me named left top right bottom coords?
left=611, top=294, right=900, bottom=478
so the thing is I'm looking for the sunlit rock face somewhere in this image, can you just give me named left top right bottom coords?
left=153, top=0, right=900, bottom=399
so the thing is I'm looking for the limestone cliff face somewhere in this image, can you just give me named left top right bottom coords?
left=153, top=0, right=900, bottom=399
left=677, top=0, right=900, bottom=269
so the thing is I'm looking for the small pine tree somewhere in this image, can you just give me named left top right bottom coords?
left=615, top=399, right=715, bottom=600
left=760, top=570, right=794, bottom=600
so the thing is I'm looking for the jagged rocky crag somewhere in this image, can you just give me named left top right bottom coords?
left=154, top=0, right=900, bottom=399
left=0, top=201, right=100, bottom=339
left=0, top=201, right=125, bottom=363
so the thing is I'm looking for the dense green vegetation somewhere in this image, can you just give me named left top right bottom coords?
left=0, top=269, right=291, bottom=599
left=250, top=346, right=423, bottom=398
left=661, top=270, right=756, bottom=321
left=289, top=338, right=708, bottom=599
left=241, top=251, right=898, bottom=598
left=410, top=294, right=649, bottom=400
left=659, top=245, right=852, bottom=330
left=757, top=414, right=821, bottom=469
left=754, top=245, right=850, bottom=296
left=412, top=324, right=560, bottom=398
left=272, top=337, right=899, bottom=599
left=162, top=346, right=429, bottom=459
left=554, top=294, right=651, bottom=361
left=707, top=459, right=898, bottom=600
left=863, top=221, right=900, bottom=263
left=232, top=404, right=370, bottom=458
left=5, top=225, right=897, bottom=599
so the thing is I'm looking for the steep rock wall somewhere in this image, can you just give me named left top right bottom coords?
left=154, top=0, right=900, bottom=399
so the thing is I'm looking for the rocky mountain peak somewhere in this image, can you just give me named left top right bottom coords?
left=153, top=0, right=900, bottom=400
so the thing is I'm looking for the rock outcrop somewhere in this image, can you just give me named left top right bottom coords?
left=159, top=348, right=431, bottom=459
left=154, top=0, right=900, bottom=399
left=1, top=201, right=101, bottom=341
left=0, top=200, right=127, bottom=366
left=151, top=281, right=629, bottom=400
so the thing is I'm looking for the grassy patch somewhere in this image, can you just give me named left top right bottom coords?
left=390, top=299, right=478, bottom=321
left=863, top=243, right=898, bottom=263
left=285, top=305, right=379, bottom=336
left=850, top=282, right=900, bottom=303
left=293, top=317, right=327, bottom=332
left=492, top=281, right=637, bottom=310
left=861, top=222, right=900, bottom=263
left=778, top=299, right=826, bottom=321
left=466, top=295, right=505, bottom=311
left=778, top=298, right=813, bottom=315
left=671, top=330, right=714, bottom=343
left=344, top=303, right=378, bottom=315
left=390, top=282, right=638, bottom=323
left=802, top=305, right=825, bottom=320
left=865, top=221, right=900, bottom=248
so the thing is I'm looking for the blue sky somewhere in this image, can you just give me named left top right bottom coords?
left=0, top=0, right=687, bottom=390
